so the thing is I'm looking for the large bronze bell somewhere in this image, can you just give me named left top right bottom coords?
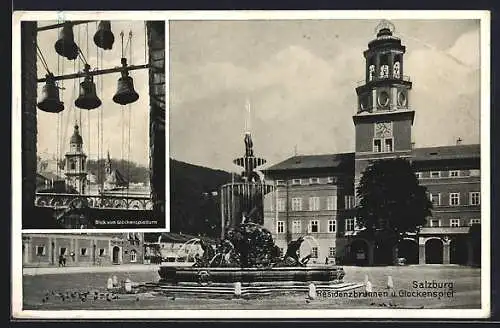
left=93, top=21, right=115, bottom=50
left=112, top=58, right=139, bottom=105
left=54, top=22, right=79, bottom=60
left=75, top=74, right=102, bottom=110
left=37, top=73, right=64, bottom=113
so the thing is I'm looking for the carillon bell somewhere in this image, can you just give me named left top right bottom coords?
left=37, top=73, right=64, bottom=113
left=93, top=20, right=115, bottom=50
left=75, top=68, right=102, bottom=110
left=112, top=58, right=139, bottom=105
left=54, top=21, right=79, bottom=60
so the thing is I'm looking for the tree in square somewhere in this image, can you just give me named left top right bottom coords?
left=355, top=158, right=433, bottom=263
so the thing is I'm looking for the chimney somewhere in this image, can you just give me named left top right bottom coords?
left=456, top=137, right=462, bottom=145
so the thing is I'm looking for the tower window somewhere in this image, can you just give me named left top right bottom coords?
left=70, top=160, right=76, bottom=170
left=368, top=64, right=375, bottom=81
left=393, top=61, right=401, bottom=78
left=380, top=64, right=389, bottom=78
left=384, top=138, right=393, bottom=152
left=373, top=139, right=382, bottom=152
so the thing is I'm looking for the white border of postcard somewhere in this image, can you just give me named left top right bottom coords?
left=12, top=10, right=490, bottom=319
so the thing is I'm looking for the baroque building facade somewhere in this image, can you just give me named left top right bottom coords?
left=262, top=23, right=481, bottom=267
left=22, top=233, right=144, bottom=267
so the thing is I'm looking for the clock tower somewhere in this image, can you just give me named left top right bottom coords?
left=353, top=20, right=415, bottom=187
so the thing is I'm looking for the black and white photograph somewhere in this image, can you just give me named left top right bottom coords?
left=12, top=10, right=490, bottom=320
left=17, top=17, right=166, bottom=229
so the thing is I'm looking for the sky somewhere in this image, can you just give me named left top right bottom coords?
left=36, top=20, right=150, bottom=166
left=169, top=19, right=481, bottom=173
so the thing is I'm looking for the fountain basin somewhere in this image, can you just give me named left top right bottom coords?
left=159, top=266, right=345, bottom=284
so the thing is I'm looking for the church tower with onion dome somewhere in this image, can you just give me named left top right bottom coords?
left=64, top=123, right=87, bottom=194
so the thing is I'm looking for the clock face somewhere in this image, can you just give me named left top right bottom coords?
left=397, top=90, right=407, bottom=107
left=375, top=122, right=392, bottom=137
left=378, top=91, right=390, bottom=108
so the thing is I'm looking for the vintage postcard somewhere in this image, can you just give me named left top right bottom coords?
left=12, top=10, right=490, bottom=319
left=14, top=14, right=166, bottom=231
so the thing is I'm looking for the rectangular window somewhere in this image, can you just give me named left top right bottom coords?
left=449, top=193, right=460, bottom=206
left=430, top=219, right=440, bottom=227
left=276, top=180, right=286, bottom=186
left=36, top=246, right=46, bottom=256
left=277, top=221, right=285, bottom=234
left=310, top=220, right=319, bottom=233
left=469, top=218, right=481, bottom=226
left=450, top=219, right=460, bottom=227
left=309, top=177, right=319, bottom=184
left=291, top=197, right=302, bottom=211
left=470, top=192, right=480, bottom=205
left=277, top=198, right=286, bottom=212
left=373, top=139, right=382, bottom=153
left=279, top=248, right=284, bottom=257
left=429, top=193, right=441, bottom=206
left=384, top=138, right=393, bottom=152
left=327, top=176, right=335, bottom=184
left=328, top=247, right=336, bottom=258
left=345, top=195, right=355, bottom=209
left=328, top=219, right=336, bottom=232
left=59, top=247, right=67, bottom=256
left=311, top=247, right=319, bottom=258
left=292, top=220, right=301, bottom=234
left=99, top=248, right=106, bottom=257
left=292, top=179, right=302, bottom=185
left=345, top=218, right=355, bottom=231
left=449, top=170, right=460, bottom=177
left=430, top=171, right=441, bottom=178
left=309, top=197, right=320, bottom=211
left=415, top=172, right=422, bottom=179
left=80, top=248, right=88, bottom=256
left=326, top=196, right=337, bottom=210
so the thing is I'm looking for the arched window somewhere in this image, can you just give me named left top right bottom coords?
left=393, top=61, right=401, bottom=78
left=368, top=64, right=375, bottom=81
left=130, top=250, right=137, bottom=263
left=70, top=160, right=76, bottom=170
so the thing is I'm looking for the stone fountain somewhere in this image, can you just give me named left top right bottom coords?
left=158, top=132, right=360, bottom=297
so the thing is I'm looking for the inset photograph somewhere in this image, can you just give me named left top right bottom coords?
left=20, top=20, right=166, bottom=229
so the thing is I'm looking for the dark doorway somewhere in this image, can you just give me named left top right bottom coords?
left=112, top=246, right=120, bottom=264
left=450, top=237, right=468, bottom=265
left=350, top=239, right=369, bottom=266
left=425, top=239, right=443, bottom=264
left=374, top=240, right=393, bottom=266
left=398, top=239, right=419, bottom=264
